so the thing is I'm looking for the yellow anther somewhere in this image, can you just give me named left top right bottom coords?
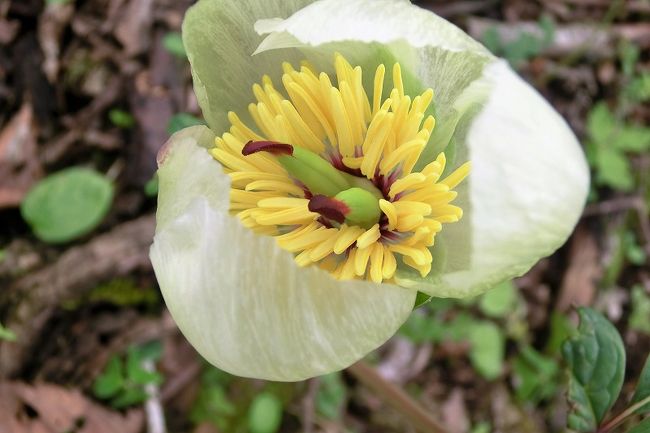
left=356, top=224, right=381, bottom=249
left=208, top=54, right=470, bottom=282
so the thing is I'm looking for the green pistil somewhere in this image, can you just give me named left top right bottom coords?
left=278, top=147, right=351, bottom=196
left=242, top=141, right=383, bottom=228
left=335, top=187, right=381, bottom=229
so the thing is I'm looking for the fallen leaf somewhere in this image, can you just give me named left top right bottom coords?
left=37, top=2, right=74, bottom=83
left=0, top=382, right=143, bottom=433
left=440, top=388, right=470, bottom=433
left=556, top=226, right=601, bottom=312
left=114, top=0, right=154, bottom=55
left=0, top=104, right=43, bottom=208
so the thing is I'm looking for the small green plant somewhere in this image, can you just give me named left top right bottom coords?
left=108, top=109, right=136, bottom=129
left=162, top=32, right=187, bottom=58
left=512, top=345, right=560, bottom=403
left=248, top=392, right=283, bottom=433
left=167, top=113, right=205, bottom=135
left=144, top=174, right=159, bottom=197
left=630, top=286, right=650, bottom=335
left=400, top=301, right=507, bottom=380
left=562, top=308, right=650, bottom=432
left=316, top=372, right=347, bottom=420
left=21, top=167, right=114, bottom=244
left=619, top=41, right=650, bottom=105
left=0, top=322, right=17, bottom=342
left=585, top=103, right=650, bottom=191
left=93, top=341, right=163, bottom=408
left=482, top=15, right=555, bottom=67
left=190, top=367, right=236, bottom=431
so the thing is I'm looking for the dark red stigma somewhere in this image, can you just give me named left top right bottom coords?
left=242, top=140, right=294, bottom=156
left=308, top=195, right=349, bottom=224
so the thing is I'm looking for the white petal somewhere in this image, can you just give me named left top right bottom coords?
left=396, top=61, right=589, bottom=297
left=182, top=0, right=313, bottom=132
left=254, top=0, right=489, bottom=54
left=151, top=126, right=416, bottom=381
left=252, top=0, right=494, bottom=167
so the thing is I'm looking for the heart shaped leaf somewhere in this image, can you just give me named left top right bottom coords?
left=562, top=308, right=625, bottom=431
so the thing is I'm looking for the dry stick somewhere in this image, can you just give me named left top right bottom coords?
left=0, top=214, right=155, bottom=378
left=347, top=361, right=449, bottom=433
left=597, top=395, right=650, bottom=433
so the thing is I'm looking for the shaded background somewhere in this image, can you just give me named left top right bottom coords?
left=0, top=0, right=649, bottom=432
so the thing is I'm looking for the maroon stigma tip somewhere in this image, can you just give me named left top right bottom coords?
left=308, top=195, right=350, bottom=224
left=242, top=140, right=294, bottom=156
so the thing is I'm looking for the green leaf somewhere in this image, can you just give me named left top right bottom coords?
left=248, top=392, right=283, bottom=433
left=132, top=340, right=163, bottom=361
left=538, top=14, right=556, bottom=47
left=108, top=108, right=135, bottom=129
left=111, top=387, right=148, bottom=408
left=562, top=308, right=626, bottom=430
left=626, top=418, right=650, bottom=433
left=595, top=147, right=634, bottom=191
left=470, top=422, right=492, bottom=433
left=546, top=312, right=575, bottom=354
left=162, top=32, right=187, bottom=58
left=618, top=40, right=640, bottom=77
left=93, top=356, right=125, bottom=399
left=468, top=321, right=505, bottom=380
left=567, top=376, right=598, bottom=432
left=0, top=322, right=16, bottom=342
left=512, top=346, right=560, bottom=403
left=478, top=280, right=517, bottom=318
left=630, top=286, right=650, bottom=334
left=615, top=126, right=650, bottom=152
left=144, top=174, right=159, bottom=197
left=414, top=291, right=432, bottom=309
left=126, top=343, right=163, bottom=386
left=399, top=311, right=441, bottom=343
left=316, top=372, right=347, bottom=420
left=190, top=367, right=235, bottom=430
left=625, top=73, right=650, bottom=103
left=587, top=103, right=617, bottom=145
left=167, top=113, right=205, bottom=135
left=21, top=168, right=114, bottom=243
left=481, top=27, right=502, bottom=54
left=632, top=354, right=650, bottom=414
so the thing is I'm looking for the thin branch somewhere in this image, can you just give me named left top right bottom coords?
left=143, top=359, right=167, bottom=433
left=347, top=361, right=449, bottom=433
left=598, top=395, right=650, bottom=433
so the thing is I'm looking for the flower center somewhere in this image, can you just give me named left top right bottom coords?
left=209, top=54, right=470, bottom=283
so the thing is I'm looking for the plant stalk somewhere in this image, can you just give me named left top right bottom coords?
left=347, top=360, right=449, bottom=433
left=598, top=395, right=650, bottom=433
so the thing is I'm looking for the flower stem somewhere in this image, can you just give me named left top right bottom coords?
left=347, top=361, right=449, bottom=433
left=598, top=395, right=650, bottom=433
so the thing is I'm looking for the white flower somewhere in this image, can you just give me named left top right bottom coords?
left=150, top=0, right=589, bottom=381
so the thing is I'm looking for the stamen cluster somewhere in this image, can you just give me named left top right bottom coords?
left=210, top=54, right=470, bottom=283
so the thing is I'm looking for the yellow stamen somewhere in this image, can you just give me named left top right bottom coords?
left=209, top=54, right=471, bottom=282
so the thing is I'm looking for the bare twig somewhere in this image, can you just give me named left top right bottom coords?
left=160, top=361, right=201, bottom=403
left=598, top=395, right=650, bottom=433
left=582, top=196, right=645, bottom=216
left=583, top=196, right=650, bottom=256
left=467, top=18, right=650, bottom=59
left=301, top=378, right=320, bottom=433
left=0, top=214, right=155, bottom=378
left=143, top=359, right=167, bottom=433
left=347, top=361, right=449, bottom=433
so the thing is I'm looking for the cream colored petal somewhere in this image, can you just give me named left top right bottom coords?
left=182, top=0, right=313, bottom=132
left=252, top=0, right=493, bottom=167
left=396, top=61, right=589, bottom=297
left=150, top=126, right=416, bottom=381
left=254, top=0, right=489, bottom=54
